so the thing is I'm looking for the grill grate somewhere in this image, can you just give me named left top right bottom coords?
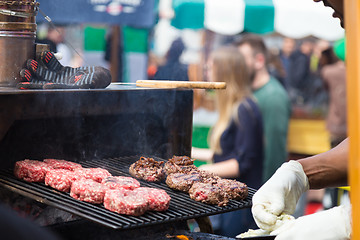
left=0, top=156, right=255, bottom=229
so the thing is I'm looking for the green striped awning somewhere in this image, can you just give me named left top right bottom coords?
left=171, top=0, right=205, bottom=30
left=171, top=0, right=344, bottom=41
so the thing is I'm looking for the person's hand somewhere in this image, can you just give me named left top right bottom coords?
left=272, top=205, right=352, bottom=240
left=252, top=160, right=309, bottom=231
left=236, top=214, right=294, bottom=239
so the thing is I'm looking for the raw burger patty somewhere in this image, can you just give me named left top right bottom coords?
left=74, top=168, right=111, bottom=183
left=104, top=189, right=148, bottom=216
left=43, top=159, right=82, bottom=171
left=102, top=176, right=140, bottom=190
left=133, top=187, right=171, bottom=211
left=70, top=179, right=108, bottom=204
left=129, top=157, right=164, bottom=182
left=45, top=169, right=81, bottom=192
left=14, top=159, right=52, bottom=182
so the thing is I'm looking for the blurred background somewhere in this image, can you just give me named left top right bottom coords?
left=36, top=0, right=348, bottom=226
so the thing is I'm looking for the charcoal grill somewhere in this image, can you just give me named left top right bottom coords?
left=0, top=155, right=255, bottom=230
left=0, top=85, right=256, bottom=239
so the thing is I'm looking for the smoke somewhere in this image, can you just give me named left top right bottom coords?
left=0, top=88, right=193, bottom=168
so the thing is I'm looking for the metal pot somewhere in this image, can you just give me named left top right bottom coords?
left=0, top=0, right=38, bottom=87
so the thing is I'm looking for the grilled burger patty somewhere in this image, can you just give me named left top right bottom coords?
left=163, top=158, right=248, bottom=206
left=188, top=177, right=248, bottom=205
left=163, top=164, right=198, bottom=175
left=215, top=178, right=248, bottom=200
left=167, top=155, right=194, bottom=166
left=188, top=179, right=248, bottom=206
left=129, top=157, right=165, bottom=182
left=163, top=155, right=195, bottom=175
left=189, top=182, right=228, bottom=206
left=165, top=171, right=203, bottom=192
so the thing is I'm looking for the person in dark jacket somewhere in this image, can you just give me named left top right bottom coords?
left=193, top=46, right=264, bottom=237
left=154, top=37, right=189, bottom=81
left=287, top=39, right=314, bottom=104
left=279, top=37, right=296, bottom=90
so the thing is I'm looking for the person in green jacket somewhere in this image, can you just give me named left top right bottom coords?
left=234, top=34, right=291, bottom=183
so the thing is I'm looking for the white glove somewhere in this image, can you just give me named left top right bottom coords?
left=252, top=160, right=309, bottom=231
left=236, top=214, right=294, bottom=238
left=272, top=205, right=352, bottom=240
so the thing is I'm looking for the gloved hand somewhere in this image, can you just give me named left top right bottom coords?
left=252, top=160, right=309, bottom=231
left=236, top=214, right=294, bottom=239
left=271, top=205, right=352, bottom=240
left=17, top=51, right=111, bottom=89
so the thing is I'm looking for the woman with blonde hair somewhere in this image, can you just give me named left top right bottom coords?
left=193, top=45, right=264, bottom=237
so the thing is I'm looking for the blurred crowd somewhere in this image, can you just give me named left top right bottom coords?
left=37, top=22, right=347, bottom=237
left=150, top=33, right=347, bottom=146
left=149, top=33, right=347, bottom=238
